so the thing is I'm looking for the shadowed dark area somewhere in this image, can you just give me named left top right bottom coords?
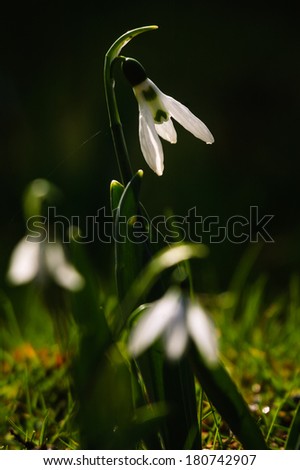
left=1, top=1, right=299, bottom=292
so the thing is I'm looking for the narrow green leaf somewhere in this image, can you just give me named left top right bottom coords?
left=190, top=348, right=268, bottom=449
left=286, top=401, right=300, bottom=449
left=162, top=357, right=201, bottom=449
left=77, top=346, right=135, bottom=449
left=121, top=243, right=208, bottom=321
left=110, top=179, right=124, bottom=213
left=114, top=170, right=146, bottom=305
left=39, top=411, right=49, bottom=448
left=69, top=229, right=111, bottom=353
left=68, top=233, right=118, bottom=449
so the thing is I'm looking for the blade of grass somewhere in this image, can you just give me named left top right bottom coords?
left=39, top=411, right=49, bottom=448
left=228, top=244, right=262, bottom=319
left=239, top=274, right=267, bottom=340
left=208, top=399, right=223, bottom=449
left=265, top=391, right=293, bottom=447
left=0, top=290, right=22, bottom=346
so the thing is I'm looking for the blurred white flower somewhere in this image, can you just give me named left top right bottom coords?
left=122, top=58, right=214, bottom=176
left=128, top=288, right=218, bottom=365
left=7, top=237, right=84, bottom=292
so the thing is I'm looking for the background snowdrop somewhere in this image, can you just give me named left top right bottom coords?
left=7, top=236, right=84, bottom=292
left=128, top=287, right=218, bottom=365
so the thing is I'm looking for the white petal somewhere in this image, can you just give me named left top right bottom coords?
left=165, top=312, right=188, bottom=360
left=45, top=243, right=84, bottom=291
left=163, top=95, right=214, bottom=144
left=187, top=302, right=218, bottom=366
left=7, top=237, right=40, bottom=284
left=155, top=119, right=177, bottom=144
left=138, top=102, right=164, bottom=176
left=128, top=289, right=182, bottom=357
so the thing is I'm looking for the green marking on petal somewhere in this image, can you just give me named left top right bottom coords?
left=154, top=110, right=168, bottom=123
left=142, top=87, right=157, bottom=101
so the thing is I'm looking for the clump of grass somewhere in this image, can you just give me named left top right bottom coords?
left=0, top=343, right=77, bottom=450
left=1, top=268, right=299, bottom=449
left=212, top=267, right=300, bottom=449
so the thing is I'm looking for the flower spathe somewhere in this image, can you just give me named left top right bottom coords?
left=122, top=58, right=214, bottom=176
left=128, top=288, right=218, bottom=365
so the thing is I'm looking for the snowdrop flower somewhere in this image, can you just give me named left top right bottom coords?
left=7, top=236, right=84, bottom=292
left=122, top=58, right=214, bottom=176
left=128, top=288, right=218, bottom=365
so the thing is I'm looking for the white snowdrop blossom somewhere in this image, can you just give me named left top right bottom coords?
left=122, top=58, right=214, bottom=176
left=128, top=288, right=218, bottom=365
left=7, top=237, right=84, bottom=292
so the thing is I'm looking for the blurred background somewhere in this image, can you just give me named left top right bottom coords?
left=1, top=0, right=299, bottom=297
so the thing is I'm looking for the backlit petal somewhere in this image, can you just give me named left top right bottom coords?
left=165, top=312, right=188, bottom=360
left=128, top=289, right=182, bottom=357
left=163, top=95, right=214, bottom=144
left=155, top=119, right=177, bottom=144
left=139, top=102, right=164, bottom=176
left=7, top=237, right=40, bottom=284
left=187, top=302, right=218, bottom=366
left=45, top=243, right=85, bottom=291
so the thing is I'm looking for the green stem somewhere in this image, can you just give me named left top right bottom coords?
left=104, top=56, right=132, bottom=184
left=104, top=25, right=158, bottom=184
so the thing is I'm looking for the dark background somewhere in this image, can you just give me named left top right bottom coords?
left=1, top=1, right=299, bottom=293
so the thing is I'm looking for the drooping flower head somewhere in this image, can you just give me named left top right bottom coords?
left=128, top=287, right=218, bottom=365
left=122, top=58, right=214, bottom=176
left=7, top=178, right=84, bottom=292
left=7, top=236, right=84, bottom=292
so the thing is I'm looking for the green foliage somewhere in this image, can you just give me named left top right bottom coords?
left=1, top=270, right=299, bottom=449
left=113, top=170, right=145, bottom=305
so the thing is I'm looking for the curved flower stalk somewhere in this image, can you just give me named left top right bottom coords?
left=122, top=58, right=214, bottom=176
left=104, top=25, right=158, bottom=184
left=128, top=287, right=218, bottom=365
left=7, top=236, right=84, bottom=292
